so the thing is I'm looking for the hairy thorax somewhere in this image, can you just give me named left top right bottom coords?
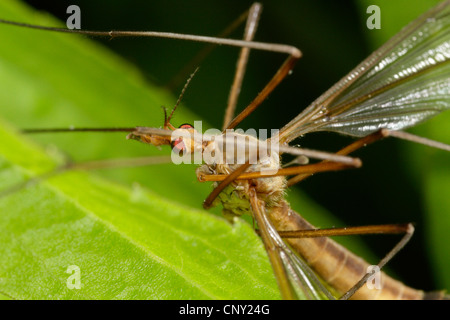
left=196, top=132, right=286, bottom=219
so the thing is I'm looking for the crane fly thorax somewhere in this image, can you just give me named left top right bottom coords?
left=196, top=132, right=286, bottom=219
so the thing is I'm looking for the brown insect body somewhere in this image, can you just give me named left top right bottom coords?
left=269, top=201, right=425, bottom=300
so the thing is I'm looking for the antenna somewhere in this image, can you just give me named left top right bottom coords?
left=166, top=67, right=200, bottom=125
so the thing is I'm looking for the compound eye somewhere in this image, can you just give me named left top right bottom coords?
left=171, top=138, right=186, bottom=155
left=171, top=123, right=194, bottom=155
left=178, top=123, right=194, bottom=129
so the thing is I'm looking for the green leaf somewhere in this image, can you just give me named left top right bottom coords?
left=0, top=0, right=280, bottom=299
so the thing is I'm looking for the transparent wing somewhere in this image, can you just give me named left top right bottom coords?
left=260, top=206, right=335, bottom=300
left=279, top=1, right=450, bottom=142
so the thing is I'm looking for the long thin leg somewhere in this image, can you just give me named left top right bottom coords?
left=339, top=224, right=415, bottom=300
left=287, top=129, right=450, bottom=187
left=248, top=188, right=297, bottom=300
left=276, top=223, right=411, bottom=239
left=2, top=14, right=303, bottom=210
left=200, top=154, right=361, bottom=209
left=276, top=221, right=416, bottom=300
left=202, top=162, right=251, bottom=209
left=278, top=223, right=414, bottom=300
left=268, top=202, right=424, bottom=299
left=222, top=3, right=262, bottom=130
left=0, top=16, right=301, bottom=130
left=276, top=222, right=415, bottom=300
left=203, top=127, right=449, bottom=260
left=386, top=130, right=450, bottom=152
left=165, top=4, right=257, bottom=91
left=224, top=53, right=300, bottom=130
left=287, top=129, right=389, bottom=186
left=200, top=137, right=362, bottom=207
left=198, top=160, right=361, bottom=183
left=200, top=157, right=361, bottom=210
left=0, top=156, right=173, bottom=199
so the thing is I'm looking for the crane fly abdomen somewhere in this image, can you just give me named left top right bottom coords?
left=268, top=201, right=426, bottom=300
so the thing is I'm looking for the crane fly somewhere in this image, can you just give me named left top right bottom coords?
left=0, top=0, right=449, bottom=299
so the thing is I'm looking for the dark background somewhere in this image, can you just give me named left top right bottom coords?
left=19, top=0, right=446, bottom=292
